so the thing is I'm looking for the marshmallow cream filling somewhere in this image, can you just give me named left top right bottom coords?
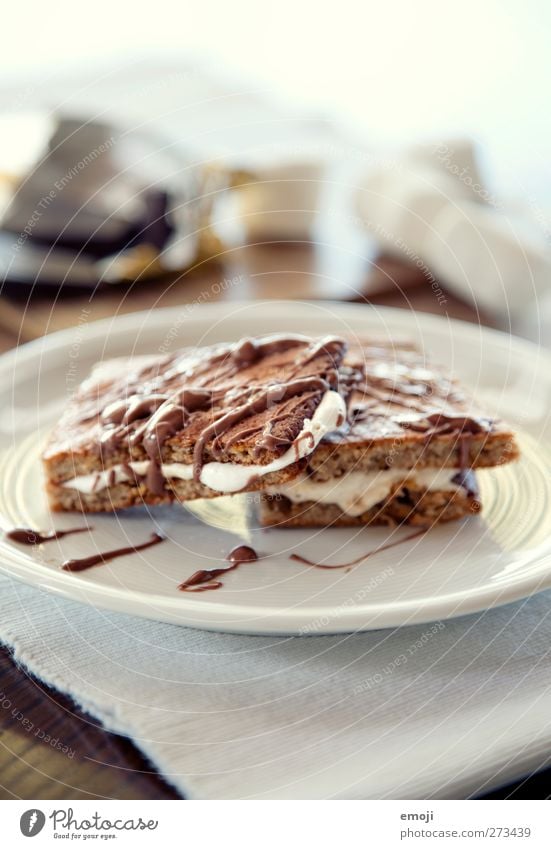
left=267, top=467, right=478, bottom=517
left=62, top=389, right=347, bottom=495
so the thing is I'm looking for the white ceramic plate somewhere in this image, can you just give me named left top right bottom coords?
left=1, top=301, right=550, bottom=635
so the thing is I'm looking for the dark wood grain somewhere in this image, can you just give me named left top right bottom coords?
left=0, top=648, right=179, bottom=800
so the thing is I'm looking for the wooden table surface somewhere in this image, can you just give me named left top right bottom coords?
left=2, top=238, right=543, bottom=800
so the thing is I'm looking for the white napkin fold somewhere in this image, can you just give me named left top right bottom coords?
left=2, top=571, right=551, bottom=799
left=355, top=140, right=551, bottom=317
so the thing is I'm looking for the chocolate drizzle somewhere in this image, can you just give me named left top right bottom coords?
left=179, top=529, right=428, bottom=595
left=59, top=334, right=346, bottom=492
left=6, top=526, right=92, bottom=545
left=191, top=376, right=330, bottom=481
left=450, top=433, right=479, bottom=499
left=327, top=341, right=497, bottom=459
left=451, top=468, right=479, bottom=499
left=62, top=532, right=165, bottom=572
left=290, top=527, right=427, bottom=569
left=399, top=413, right=490, bottom=438
left=232, top=338, right=259, bottom=366
left=179, top=544, right=258, bottom=592
left=6, top=524, right=166, bottom=574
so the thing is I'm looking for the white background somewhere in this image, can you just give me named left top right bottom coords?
left=3, top=0, right=551, bottom=179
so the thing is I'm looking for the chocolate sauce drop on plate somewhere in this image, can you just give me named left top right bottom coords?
left=179, top=544, right=258, bottom=593
left=290, top=528, right=427, bottom=569
left=179, top=530, right=427, bottom=594
left=6, top=526, right=92, bottom=545
left=62, top=532, right=165, bottom=573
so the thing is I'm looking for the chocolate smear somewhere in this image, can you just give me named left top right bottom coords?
left=62, top=532, right=165, bottom=572
left=192, top=376, right=329, bottom=480
left=179, top=544, right=258, bottom=592
left=6, top=526, right=92, bottom=545
left=290, top=528, right=427, bottom=569
left=451, top=434, right=479, bottom=499
left=69, top=334, right=347, bottom=494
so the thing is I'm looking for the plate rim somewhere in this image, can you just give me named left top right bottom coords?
left=2, top=299, right=551, bottom=375
left=2, top=542, right=551, bottom=636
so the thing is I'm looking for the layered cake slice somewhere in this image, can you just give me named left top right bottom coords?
left=43, top=334, right=347, bottom=512
left=259, top=339, right=519, bottom=527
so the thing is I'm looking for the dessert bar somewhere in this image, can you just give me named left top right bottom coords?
left=260, top=339, right=519, bottom=527
left=43, top=334, right=347, bottom=512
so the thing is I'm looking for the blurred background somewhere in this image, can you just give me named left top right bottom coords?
left=0, top=0, right=550, bottom=349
